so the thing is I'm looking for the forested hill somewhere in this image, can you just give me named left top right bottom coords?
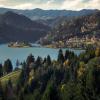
left=40, top=11, right=100, bottom=44
left=0, top=47, right=100, bottom=100
left=0, top=11, right=50, bottom=43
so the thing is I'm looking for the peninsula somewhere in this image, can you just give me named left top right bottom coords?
left=8, top=41, right=32, bottom=48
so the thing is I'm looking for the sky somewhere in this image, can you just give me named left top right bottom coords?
left=0, top=0, right=100, bottom=10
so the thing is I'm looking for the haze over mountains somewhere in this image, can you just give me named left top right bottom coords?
left=0, top=8, right=98, bottom=20
left=0, top=7, right=100, bottom=43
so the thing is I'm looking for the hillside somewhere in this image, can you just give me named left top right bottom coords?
left=40, top=11, right=100, bottom=45
left=0, top=11, right=50, bottom=43
left=0, top=48, right=100, bottom=100
left=0, top=70, right=21, bottom=86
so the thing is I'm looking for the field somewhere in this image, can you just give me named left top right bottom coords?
left=0, top=70, right=21, bottom=86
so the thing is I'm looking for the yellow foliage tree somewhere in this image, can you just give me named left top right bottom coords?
left=61, top=84, right=66, bottom=92
left=63, top=60, right=70, bottom=68
left=95, top=47, right=100, bottom=57
left=77, top=62, right=86, bottom=78
left=28, top=69, right=35, bottom=84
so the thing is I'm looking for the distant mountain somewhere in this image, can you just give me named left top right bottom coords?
left=0, top=11, right=50, bottom=43
left=40, top=11, right=100, bottom=44
left=0, top=8, right=98, bottom=20
left=0, top=8, right=100, bottom=44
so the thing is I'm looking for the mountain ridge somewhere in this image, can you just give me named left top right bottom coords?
left=0, top=11, right=50, bottom=43
left=39, top=11, right=100, bottom=45
left=0, top=7, right=99, bottom=20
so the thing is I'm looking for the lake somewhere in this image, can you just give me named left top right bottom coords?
left=0, top=44, right=85, bottom=68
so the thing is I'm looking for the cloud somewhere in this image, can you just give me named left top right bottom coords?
left=14, top=3, right=33, bottom=9
left=0, top=0, right=99, bottom=10
left=61, top=0, right=100, bottom=10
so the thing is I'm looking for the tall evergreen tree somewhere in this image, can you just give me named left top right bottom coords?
left=65, top=50, right=70, bottom=60
left=46, top=55, right=51, bottom=66
left=0, top=81, right=4, bottom=100
left=26, top=54, right=35, bottom=67
left=43, top=57, right=47, bottom=64
left=18, top=91, right=24, bottom=100
left=57, top=49, right=64, bottom=64
left=42, top=82, right=59, bottom=100
left=16, top=59, right=20, bottom=67
left=0, top=64, right=3, bottom=77
left=3, top=59, right=13, bottom=74
left=35, top=56, right=42, bottom=68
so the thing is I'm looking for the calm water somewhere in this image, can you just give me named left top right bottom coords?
left=0, top=44, right=84, bottom=67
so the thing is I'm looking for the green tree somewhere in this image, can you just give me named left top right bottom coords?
left=16, top=59, right=20, bottom=68
left=61, top=82, right=84, bottom=100
left=57, top=49, right=64, bottom=63
left=3, top=59, right=13, bottom=74
left=95, top=48, right=100, bottom=57
left=4, top=79, right=15, bottom=100
left=42, top=82, right=59, bottom=100
left=46, top=55, right=51, bottom=66
left=17, top=69, right=26, bottom=87
left=85, top=58, right=100, bottom=99
left=65, top=50, right=70, bottom=60
left=26, top=54, right=35, bottom=66
left=0, top=81, right=4, bottom=100
left=86, top=61, right=97, bottom=100
left=32, top=89, right=41, bottom=100
left=18, top=91, right=24, bottom=100
left=35, top=56, right=42, bottom=68
left=0, top=64, right=3, bottom=77
left=43, top=57, right=47, bottom=64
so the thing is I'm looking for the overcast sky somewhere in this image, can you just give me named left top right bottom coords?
left=0, top=0, right=99, bottom=10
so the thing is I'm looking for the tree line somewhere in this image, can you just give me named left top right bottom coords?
left=0, top=47, right=100, bottom=100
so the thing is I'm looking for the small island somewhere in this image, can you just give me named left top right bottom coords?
left=8, top=41, right=32, bottom=48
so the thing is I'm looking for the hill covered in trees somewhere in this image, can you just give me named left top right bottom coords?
left=0, top=47, right=100, bottom=100
left=40, top=11, right=100, bottom=45
left=0, top=9, right=100, bottom=44
left=0, top=11, right=50, bottom=43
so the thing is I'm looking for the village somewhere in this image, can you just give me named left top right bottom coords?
left=44, top=35, right=100, bottom=49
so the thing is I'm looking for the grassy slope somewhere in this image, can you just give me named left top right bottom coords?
left=0, top=70, right=21, bottom=86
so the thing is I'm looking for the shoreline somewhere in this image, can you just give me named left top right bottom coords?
left=43, top=45, right=85, bottom=50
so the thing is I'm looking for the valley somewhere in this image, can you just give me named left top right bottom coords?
left=0, top=6, right=100, bottom=100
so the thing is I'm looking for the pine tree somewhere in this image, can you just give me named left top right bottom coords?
left=0, top=81, right=4, bottom=100
left=35, top=56, right=42, bottom=68
left=65, top=50, right=70, bottom=60
left=3, top=59, right=13, bottom=74
left=46, top=55, right=51, bottom=66
left=0, top=64, right=3, bottom=77
left=57, top=49, right=64, bottom=64
left=26, top=54, right=35, bottom=66
left=18, top=91, right=24, bottom=100
left=42, top=82, right=59, bottom=100
left=16, top=59, right=20, bottom=67
left=95, top=48, right=100, bottom=57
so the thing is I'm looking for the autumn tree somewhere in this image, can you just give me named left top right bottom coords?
left=95, top=47, right=100, bottom=57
